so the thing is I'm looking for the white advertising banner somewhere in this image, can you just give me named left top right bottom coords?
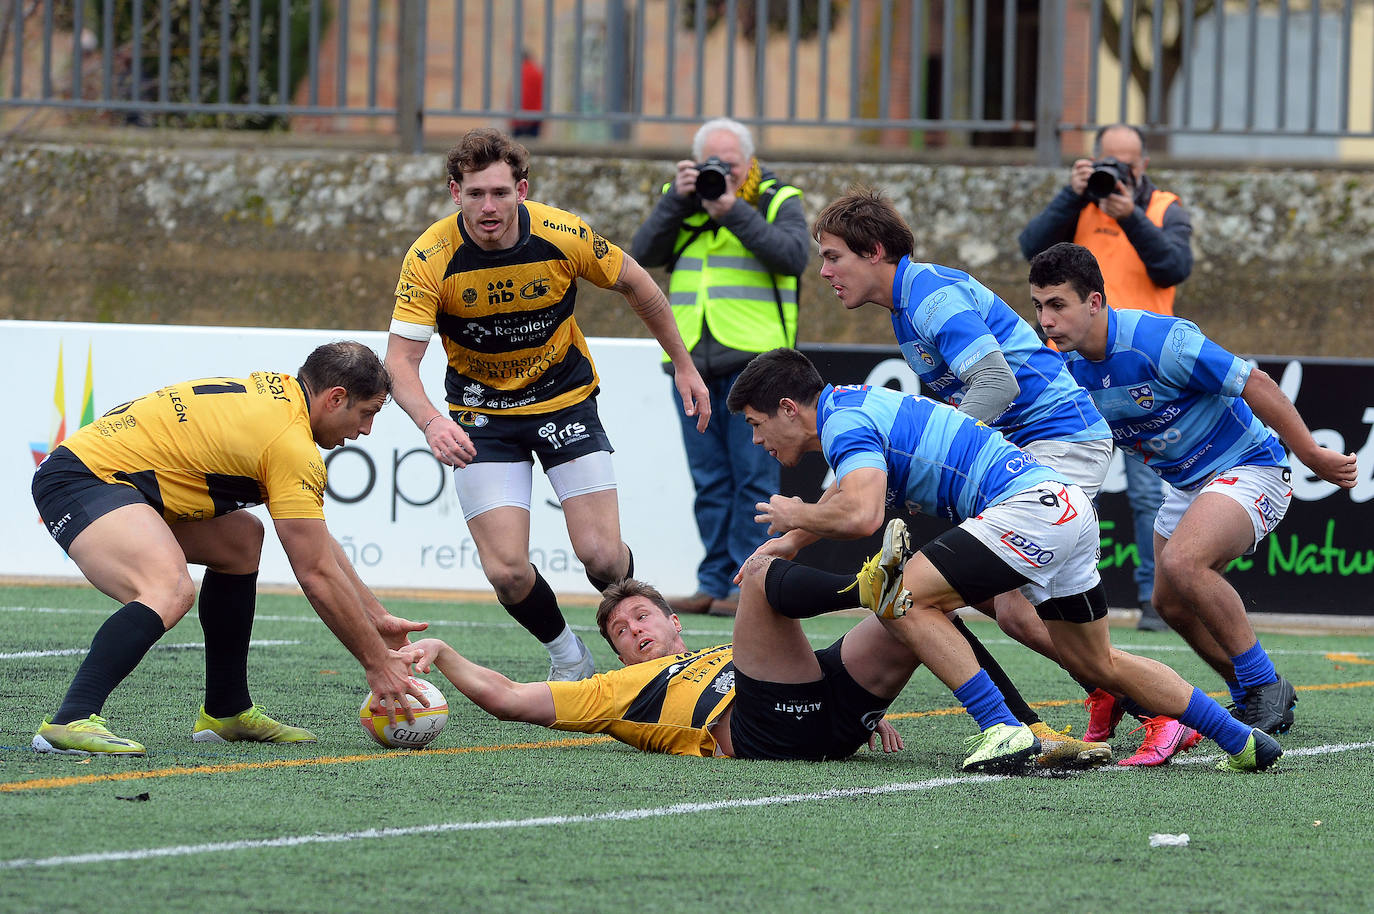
left=1, top=320, right=703, bottom=596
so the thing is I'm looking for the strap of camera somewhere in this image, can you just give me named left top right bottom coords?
left=664, top=220, right=714, bottom=275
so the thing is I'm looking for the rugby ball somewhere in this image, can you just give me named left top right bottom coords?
left=359, top=678, right=449, bottom=749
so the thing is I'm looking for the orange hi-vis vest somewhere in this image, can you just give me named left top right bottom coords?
left=1073, top=189, right=1180, bottom=315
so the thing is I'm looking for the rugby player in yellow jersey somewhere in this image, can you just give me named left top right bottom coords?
left=386, top=128, right=710, bottom=683
left=401, top=553, right=916, bottom=760
left=30, top=342, right=429, bottom=756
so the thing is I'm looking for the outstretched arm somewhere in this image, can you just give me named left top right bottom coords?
left=613, top=255, right=712, bottom=432
left=276, top=517, right=425, bottom=722
left=325, top=537, right=428, bottom=650
left=403, top=638, right=557, bottom=726
left=1242, top=368, right=1357, bottom=488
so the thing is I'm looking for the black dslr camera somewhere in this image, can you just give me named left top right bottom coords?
left=1084, top=156, right=1134, bottom=201
left=694, top=156, right=731, bottom=201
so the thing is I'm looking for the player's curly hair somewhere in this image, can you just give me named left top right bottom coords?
left=297, top=341, right=391, bottom=405
left=596, top=579, right=674, bottom=649
left=446, top=128, right=530, bottom=186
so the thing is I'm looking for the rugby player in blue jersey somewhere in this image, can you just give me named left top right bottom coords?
left=809, top=189, right=1178, bottom=762
left=1030, top=242, right=1357, bottom=737
left=727, top=347, right=1284, bottom=772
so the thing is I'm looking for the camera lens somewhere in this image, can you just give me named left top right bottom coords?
left=695, top=158, right=730, bottom=201
left=1085, top=169, right=1118, bottom=200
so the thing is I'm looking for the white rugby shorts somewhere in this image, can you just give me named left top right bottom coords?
left=962, top=481, right=1103, bottom=606
left=1155, top=464, right=1293, bottom=554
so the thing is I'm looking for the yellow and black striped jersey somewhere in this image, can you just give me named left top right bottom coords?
left=546, top=644, right=736, bottom=756
left=60, top=372, right=327, bottom=524
left=389, top=199, right=626, bottom=416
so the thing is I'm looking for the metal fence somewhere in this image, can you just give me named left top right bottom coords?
left=4, top=0, right=1373, bottom=161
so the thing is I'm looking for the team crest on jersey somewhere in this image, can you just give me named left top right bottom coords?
left=592, top=234, right=609, bottom=259
left=1128, top=383, right=1154, bottom=410
left=462, top=382, right=485, bottom=407
left=453, top=410, right=488, bottom=428
left=913, top=342, right=935, bottom=366
left=462, top=287, right=478, bottom=305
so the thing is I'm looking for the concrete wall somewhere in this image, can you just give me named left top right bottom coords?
left=3, top=133, right=1372, bottom=357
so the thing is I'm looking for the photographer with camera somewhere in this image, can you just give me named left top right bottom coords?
left=1019, top=124, right=1193, bottom=635
left=630, top=118, right=809, bottom=617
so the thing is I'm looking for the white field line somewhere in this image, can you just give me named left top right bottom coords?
left=0, top=775, right=998, bottom=870
left=0, top=605, right=1363, bottom=658
left=0, top=640, right=300, bottom=660
left=5, top=739, right=1374, bottom=871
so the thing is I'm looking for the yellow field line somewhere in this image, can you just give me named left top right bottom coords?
left=7, top=680, right=1372, bottom=794
left=0, top=736, right=614, bottom=793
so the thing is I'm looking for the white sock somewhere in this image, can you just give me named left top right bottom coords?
left=543, top=625, right=583, bottom=665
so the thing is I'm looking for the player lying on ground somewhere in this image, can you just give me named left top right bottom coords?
left=402, top=568, right=1106, bottom=768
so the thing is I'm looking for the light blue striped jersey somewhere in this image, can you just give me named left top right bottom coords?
left=817, top=383, right=1060, bottom=523
left=1059, top=308, right=1287, bottom=489
left=890, top=257, right=1110, bottom=446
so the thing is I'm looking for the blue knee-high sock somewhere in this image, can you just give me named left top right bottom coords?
left=952, top=669, right=1020, bottom=731
left=1227, top=679, right=1246, bottom=707
left=1178, top=687, right=1252, bottom=755
left=1231, top=641, right=1278, bottom=690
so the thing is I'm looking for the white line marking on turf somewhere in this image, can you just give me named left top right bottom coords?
left=1, top=607, right=1368, bottom=657
left=1122, top=739, right=1374, bottom=767
left=0, top=640, right=299, bottom=660
left=7, top=740, right=1374, bottom=872
left=0, top=775, right=999, bottom=870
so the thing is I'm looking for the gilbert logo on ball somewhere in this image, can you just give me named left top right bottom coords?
left=359, top=678, right=449, bottom=749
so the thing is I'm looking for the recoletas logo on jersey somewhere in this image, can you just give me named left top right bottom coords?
left=1128, top=383, right=1154, bottom=410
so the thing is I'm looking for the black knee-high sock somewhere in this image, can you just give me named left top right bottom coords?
left=952, top=616, right=1043, bottom=727
left=502, top=565, right=566, bottom=643
left=199, top=569, right=258, bottom=718
left=764, top=560, right=865, bottom=618
left=586, top=544, right=634, bottom=593
left=54, top=601, right=167, bottom=724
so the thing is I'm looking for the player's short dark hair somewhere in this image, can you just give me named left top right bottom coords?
left=726, top=348, right=824, bottom=416
left=446, top=128, right=530, bottom=185
left=811, top=185, right=913, bottom=264
left=1028, top=242, right=1106, bottom=305
left=596, top=579, right=674, bottom=650
left=297, top=341, right=392, bottom=405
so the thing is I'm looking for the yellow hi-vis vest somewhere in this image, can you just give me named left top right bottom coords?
left=664, top=180, right=801, bottom=357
